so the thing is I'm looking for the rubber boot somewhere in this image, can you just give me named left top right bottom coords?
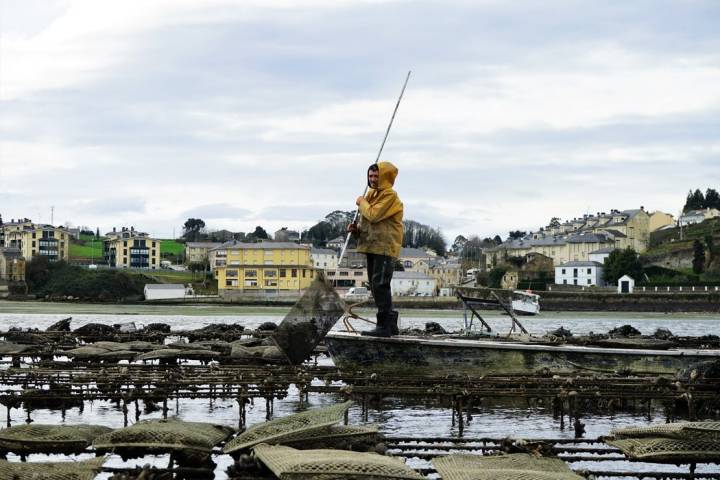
left=388, top=310, right=400, bottom=336
left=361, top=312, right=392, bottom=337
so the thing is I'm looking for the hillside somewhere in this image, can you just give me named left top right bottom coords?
left=643, top=218, right=720, bottom=276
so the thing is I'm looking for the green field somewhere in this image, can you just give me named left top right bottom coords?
left=160, top=240, right=185, bottom=256
left=68, top=234, right=104, bottom=259
left=69, top=236, right=185, bottom=260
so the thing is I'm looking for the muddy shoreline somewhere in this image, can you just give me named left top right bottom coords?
left=3, top=291, right=720, bottom=312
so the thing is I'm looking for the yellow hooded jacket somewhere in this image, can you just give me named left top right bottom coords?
left=356, top=161, right=404, bottom=258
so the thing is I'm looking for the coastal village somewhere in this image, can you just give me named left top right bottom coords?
left=1, top=197, right=719, bottom=303
left=2, top=4, right=720, bottom=479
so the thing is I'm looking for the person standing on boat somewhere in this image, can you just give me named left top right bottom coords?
left=347, top=161, right=404, bottom=337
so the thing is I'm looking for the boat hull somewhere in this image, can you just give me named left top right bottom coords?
left=324, top=332, right=720, bottom=376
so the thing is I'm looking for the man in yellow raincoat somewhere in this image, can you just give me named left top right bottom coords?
left=347, top=161, right=404, bottom=336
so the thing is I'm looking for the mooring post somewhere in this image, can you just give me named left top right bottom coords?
left=122, top=399, right=128, bottom=427
left=6, top=406, right=11, bottom=427
left=451, top=397, right=456, bottom=428
left=162, top=398, right=168, bottom=419
left=135, top=398, right=140, bottom=422
left=457, top=397, right=464, bottom=435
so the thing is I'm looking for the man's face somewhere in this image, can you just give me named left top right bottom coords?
left=368, top=169, right=380, bottom=188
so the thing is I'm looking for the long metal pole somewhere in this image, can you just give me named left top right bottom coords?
left=334, top=70, right=411, bottom=283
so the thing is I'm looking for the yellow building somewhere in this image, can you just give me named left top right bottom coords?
left=648, top=211, right=675, bottom=232
left=1, top=219, right=69, bottom=262
left=185, top=242, right=222, bottom=265
left=104, top=227, right=160, bottom=269
left=0, top=247, right=26, bottom=281
left=216, top=242, right=315, bottom=296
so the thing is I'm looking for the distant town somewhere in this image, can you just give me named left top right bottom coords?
left=1, top=188, right=719, bottom=302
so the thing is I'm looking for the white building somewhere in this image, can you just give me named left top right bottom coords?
left=679, top=208, right=720, bottom=227
left=144, top=284, right=193, bottom=300
left=588, top=247, right=614, bottom=265
left=326, top=236, right=346, bottom=251
left=618, top=274, right=635, bottom=294
left=310, top=248, right=338, bottom=271
left=555, top=261, right=605, bottom=287
left=391, top=271, right=436, bottom=296
left=326, top=267, right=367, bottom=288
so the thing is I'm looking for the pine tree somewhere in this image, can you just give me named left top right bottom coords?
left=705, top=188, right=720, bottom=209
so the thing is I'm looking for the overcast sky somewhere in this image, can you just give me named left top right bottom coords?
left=1, top=0, right=719, bottom=241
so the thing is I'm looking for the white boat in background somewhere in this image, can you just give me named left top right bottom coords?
left=511, top=290, right=540, bottom=315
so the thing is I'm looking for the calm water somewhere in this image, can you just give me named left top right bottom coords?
left=1, top=302, right=719, bottom=478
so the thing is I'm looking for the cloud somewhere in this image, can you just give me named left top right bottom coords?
left=181, top=203, right=253, bottom=220
left=1, top=1, right=719, bottom=242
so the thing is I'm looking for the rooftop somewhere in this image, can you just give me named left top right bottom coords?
left=145, top=284, right=187, bottom=290
left=557, top=261, right=604, bottom=267
left=222, top=241, right=309, bottom=250
left=186, top=242, right=223, bottom=248
left=311, top=248, right=337, bottom=255
left=393, top=271, right=435, bottom=280
left=400, top=247, right=435, bottom=258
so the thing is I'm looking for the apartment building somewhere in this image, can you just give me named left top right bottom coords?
left=185, top=242, right=222, bottom=264
left=215, top=242, right=315, bottom=297
left=1, top=219, right=69, bottom=262
left=104, top=227, right=160, bottom=269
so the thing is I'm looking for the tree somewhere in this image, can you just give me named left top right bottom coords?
left=508, top=230, right=526, bottom=240
left=493, top=235, right=502, bottom=245
left=402, top=220, right=447, bottom=256
left=301, top=211, right=354, bottom=247
left=451, top=235, right=468, bottom=255
left=183, top=218, right=206, bottom=242
left=693, top=239, right=705, bottom=274
left=95, top=227, right=100, bottom=240
left=602, top=248, right=643, bottom=285
left=25, top=256, right=51, bottom=292
left=487, top=266, right=507, bottom=288
left=251, top=226, right=269, bottom=240
left=706, top=188, right=720, bottom=209
left=706, top=234, right=716, bottom=264
left=548, top=217, right=561, bottom=228
left=684, top=189, right=705, bottom=212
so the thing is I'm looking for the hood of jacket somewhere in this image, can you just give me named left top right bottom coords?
left=372, top=161, right=398, bottom=190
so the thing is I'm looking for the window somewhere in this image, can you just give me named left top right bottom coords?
left=563, top=279, right=567, bottom=284
left=226, top=279, right=238, bottom=287
left=152, top=250, right=156, bottom=257
left=226, top=270, right=238, bottom=278
left=123, top=241, right=127, bottom=247
left=280, top=269, right=286, bottom=278
left=291, top=269, right=297, bottom=278
left=264, top=270, right=277, bottom=277
left=573, top=268, right=578, bottom=277
left=302, top=269, right=306, bottom=278
left=339, top=271, right=349, bottom=276
left=123, top=249, right=127, bottom=256
left=32, top=232, right=36, bottom=239
left=587, top=268, right=591, bottom=274
left=354, top=271, right=363, bottom=276
left=573, top=279, right=578, bottom=285
left=32, top=241, right=35, bottom=247
left=587, top=279, right=592, bottom=285
left=561, top=268, right=566, bottom=274
left=244, top=279, right=258, bottom=287
left=245, top=269, right=257, bottom=278
left=265, top=279, right=278, bottom=287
